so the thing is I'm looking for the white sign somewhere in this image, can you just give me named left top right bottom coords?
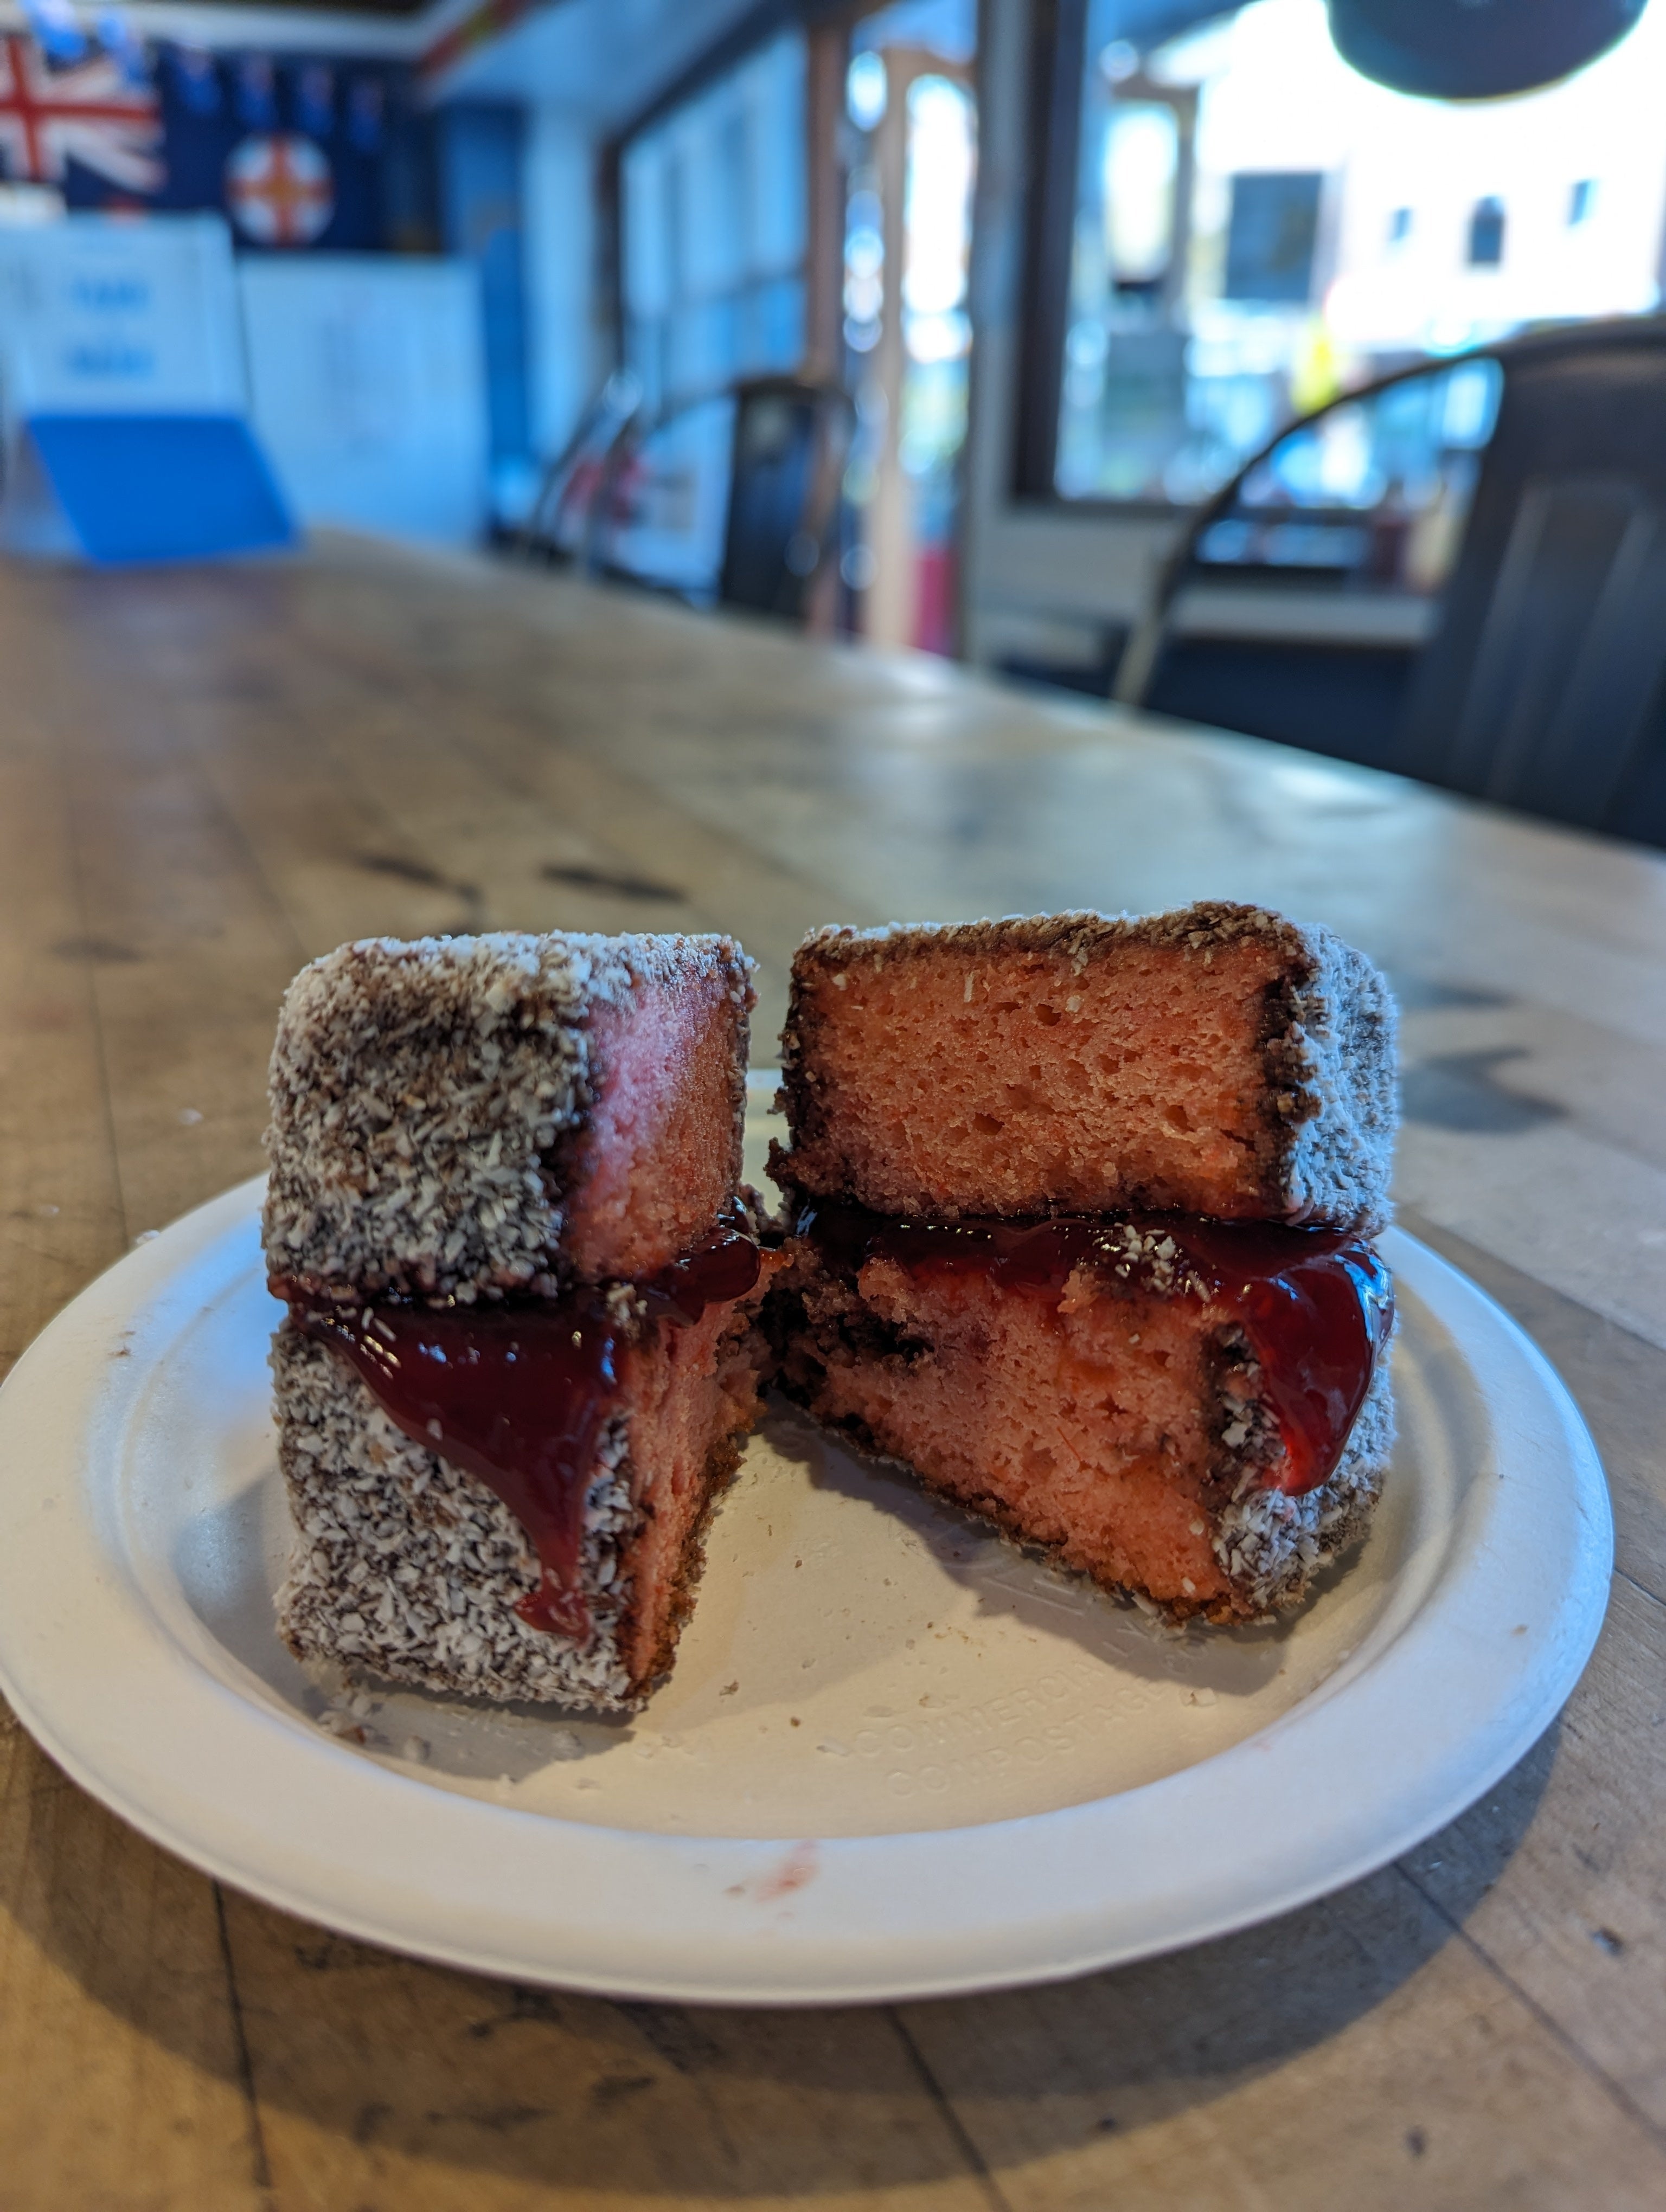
left=0, top=212, right=246, bottom=420
left=238, top=254, right=488, bottom=546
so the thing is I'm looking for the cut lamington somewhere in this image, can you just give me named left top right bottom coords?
left=774, top=902, right=1395, bottom=1231
left=765, top=902, right=1398, bottom=1623
left=265, top=931, right=779, bottom=1711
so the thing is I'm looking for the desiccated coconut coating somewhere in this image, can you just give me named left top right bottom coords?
left=274, top=1324, right=640, bottom=1708
left=773, top=903, right=1397, bottom=1234
left=265, top=930, right=752, bottom=1302
left=1215, top=1360, right=1390, bottom=1617
left=273, top=1285, right=773, bottom=1709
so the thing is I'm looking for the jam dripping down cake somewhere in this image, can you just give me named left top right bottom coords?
left=264, top=932, right=779, bottom=1711
left=764, top=904, right=1399, bottom=1623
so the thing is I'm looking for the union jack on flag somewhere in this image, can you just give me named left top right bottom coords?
left=0, top=32, right=163, bottom=193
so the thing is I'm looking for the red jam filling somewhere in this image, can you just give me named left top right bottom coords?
left=800, top=1203, right=1393, bottom=1498
left=274, top=1227, right=762, bottom=1643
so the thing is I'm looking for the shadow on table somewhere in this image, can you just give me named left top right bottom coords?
left=12, top=1714, right=1555, bottom=2199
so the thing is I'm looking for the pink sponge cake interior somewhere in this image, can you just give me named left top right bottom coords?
left=767, top=1205, right=1393, bottom=1624
left=775, top=904, right=1395, bottom=1230
left=566, top=961, right=750, bottom=1280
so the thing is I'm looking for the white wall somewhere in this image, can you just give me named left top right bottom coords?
left=0, top=2, right=422, bottom=57
left=239, top=254, right=489, bottom=544
left=521, top=105, right=601, bottom=460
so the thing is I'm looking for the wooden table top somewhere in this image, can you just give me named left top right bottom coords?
left=1, top=534, right=1662, bottom=2211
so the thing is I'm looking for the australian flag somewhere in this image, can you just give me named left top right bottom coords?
left=0, top=33, right=408, bottom=251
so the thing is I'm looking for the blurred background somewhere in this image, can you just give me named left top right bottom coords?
left=4, top=0, right=1666, bottom=837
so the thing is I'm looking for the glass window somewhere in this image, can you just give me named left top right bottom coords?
left=620, top=29, right=808, bottom=420
left=1055, top=0, right=1666, bottom=506
left=1466, top=196, right=1506, bottom=268
left=610, top=29, right=808, bottom=597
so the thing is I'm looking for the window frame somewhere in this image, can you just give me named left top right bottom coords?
left=1007, top=0, right=1209, bottom=520
left=963, top=0, right=1402, bottom=669
left=603, top=1, right=862, bottom=402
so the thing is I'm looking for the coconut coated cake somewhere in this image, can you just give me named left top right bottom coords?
left=265, top=931, right=777, bottom=1710
left=773, top=903, right=1396, bottom=1231
left=765, top=903, right=1399, bottom=1623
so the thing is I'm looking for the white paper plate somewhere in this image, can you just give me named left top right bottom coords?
left=0, top=1081, right=1612, bottom=2004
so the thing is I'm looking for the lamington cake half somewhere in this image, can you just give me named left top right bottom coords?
left=765, top=903, right=1398, bottom=1623
left=265, top=931, right=778, bottom=1711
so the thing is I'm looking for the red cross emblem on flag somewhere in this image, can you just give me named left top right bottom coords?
left=226, top=133, right=334, bottom=247
left=0, top=32, right=163, bottom=192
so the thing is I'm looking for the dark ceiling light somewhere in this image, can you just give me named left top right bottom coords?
left=1328, top=0, right=1649, bottom=98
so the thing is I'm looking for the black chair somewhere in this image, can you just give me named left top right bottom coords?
left=717, top=376, right=854, bottom=620
left=1117, top=319, right=1666, bottom=845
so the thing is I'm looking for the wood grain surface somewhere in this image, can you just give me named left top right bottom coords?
left=1, top=536, right=1662, bottom=2211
